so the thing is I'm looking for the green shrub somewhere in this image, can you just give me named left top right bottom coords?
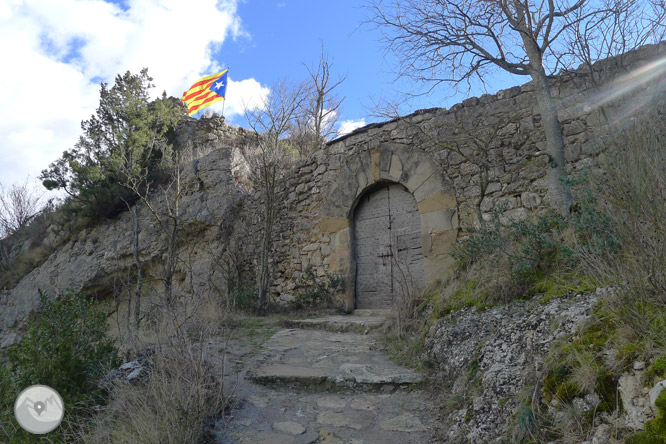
left=648, top=357, right=666, bottom=381
left=452, top=215, right=507, bottom=270
left=452, top=209, right=577, bottom=304
left=565, top=173, right=620, bottom=257
left=1, top=290, right=119, bottom=443
left=508, top=211, right=573, bottom=281
left=231, top=282, right=258, bottom=311
left=293, top=266, right=345, bottom=309
left=517, top=404, right=540, bottom=433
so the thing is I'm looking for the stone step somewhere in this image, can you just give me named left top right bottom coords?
left=282, top=309, right=389, bottom=334
left=249, top=328, right=423, bottom=389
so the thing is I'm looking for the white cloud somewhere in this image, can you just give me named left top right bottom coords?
left=0, top=0, right=267, bottom=188
left=337, top=118, right=366, bottom=137
left=220, top=78, right=270, bottom=118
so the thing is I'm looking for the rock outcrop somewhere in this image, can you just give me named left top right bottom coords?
left=425, top=292, right=599, bottom=443
left=0, top=115, right=247, bottom=346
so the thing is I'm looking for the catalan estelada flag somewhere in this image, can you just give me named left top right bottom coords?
left=181, top=69, right=228, bottom=116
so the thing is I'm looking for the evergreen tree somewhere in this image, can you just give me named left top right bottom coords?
left=40, top=69, right=184, bottom=219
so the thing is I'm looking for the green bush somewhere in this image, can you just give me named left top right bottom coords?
left=452, top=209, right=576, bottom=304
left=40, top=69, right=183, bottom=221
left=452, top=215, right=507, bottom=270
left=648, top=357, right=666, bottom=381
left=517, top=404, right=540, bottom=433
left=1, top=290, right=119, bottom=443
left=231, top=282, right=258, bottom=311
left=508, top=211, right=573, bottom=280
left=293, top=266, right=345, bottom=309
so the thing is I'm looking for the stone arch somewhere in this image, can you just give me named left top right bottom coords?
left=319, top=143, right=458, bottom=310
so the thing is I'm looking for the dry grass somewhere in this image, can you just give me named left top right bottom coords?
left=90, top=280, right=232, bottom=444
left=551, top=402, right=589, bottom=444
left=584, top=111, right=666, bottom=357
left=569, top=352, right=600, bottom=395
left=81, top=334, right=225, bottom=444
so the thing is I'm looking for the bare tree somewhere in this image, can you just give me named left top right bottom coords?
left=562, top=0, right=666, bottom=84
left=367, top=0, right=660, bottom=215
left=305, top=44, right=347, bottom=148
left=243, top=80, right=304, bottom=312
left=0, top=180, right=43, bottom=238
left=291, top=45, right=347, bottom=156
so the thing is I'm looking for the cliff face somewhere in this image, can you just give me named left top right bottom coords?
left=0, top=116, right=249, bottom=348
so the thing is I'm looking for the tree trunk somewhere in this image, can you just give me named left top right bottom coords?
left=530, top=69, right=574, bottom=215
left=164, top=217, right=178, bottom=308
left=257, top=165, right=276, bottom=313
left=516, top=18, right=574, bottom=215
left=132, top=205, right=142, bottom=329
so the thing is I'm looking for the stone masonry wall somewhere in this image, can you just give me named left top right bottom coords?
left=3, top=43, right=666, bottom=339
left=248, top=42, right=666, bottom=306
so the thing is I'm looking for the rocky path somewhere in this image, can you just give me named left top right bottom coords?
left=208, top=310, right=440, bottom=444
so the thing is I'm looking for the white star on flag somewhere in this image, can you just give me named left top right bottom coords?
left=214, top=81, right=225, bottom=89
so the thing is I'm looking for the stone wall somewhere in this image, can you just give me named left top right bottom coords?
left=253, top=42, right=666, bottom=306
left=3, top=43, right=666, bottom=340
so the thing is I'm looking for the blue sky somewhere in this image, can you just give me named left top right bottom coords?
left=0, top=0, right=525, bottom=190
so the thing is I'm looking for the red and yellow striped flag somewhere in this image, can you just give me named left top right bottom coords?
left=181, top=69, right=229, bottom=116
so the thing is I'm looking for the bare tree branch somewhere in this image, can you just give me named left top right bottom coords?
left=0, top=180, right=43, bottom=238
left=242, top=79, right=304, bottom=312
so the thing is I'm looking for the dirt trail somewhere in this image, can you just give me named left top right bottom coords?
left=207, top=310, right=440, bottom=444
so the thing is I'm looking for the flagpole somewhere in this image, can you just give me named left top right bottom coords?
left=222, top=67, right=228, bottom=120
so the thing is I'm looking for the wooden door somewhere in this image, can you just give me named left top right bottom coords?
left=353, top=183, right=425, bottom=309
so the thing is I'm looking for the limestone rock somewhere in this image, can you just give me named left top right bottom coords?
left=316, top=411, right=362, bottom=430
left=272, top=421, right=305, bottom=435
left=426, top=292, right=598, bottom=443
left=1, top=138, right=244, bottom=347
left=619, top=372, right=654, bottom=430
left=379, top=413, right=427, bottom=432
left=649, top=379, right=666, bottom=406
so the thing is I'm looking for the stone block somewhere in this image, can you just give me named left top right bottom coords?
left=331, top=228, right=350, bottom=249
left=495, top=197, right=517, bottom=211
left=328, top=246, right=349, bottom=274
left=563, top=119, right=586, bottom=136
left=370, top=148, right=381, bottom=182
left=480, top=197, right=494, bottom=212
left=520, top=116, right=534, bottom=132
left=414, top=174, right=450, bottom=203
left=420, top=208, right=458, bottom=233
left=388, top=154, right=403, bottom=182
left=423, top=230, right=457, bottom=284
left=320, top=217, right=349, bottom=234
left=520, top=192, right=541, bottom=210
left=500, top=208, right=529, bottom=225
left=420, top=232, right=433, bottom=253
left=405, top=160, right=437, bottom=195
left=303, top=243, right=319, bottom=252
left=379, top=147, right=392, bottom=174
left=417, top=190, right=457, bottom=214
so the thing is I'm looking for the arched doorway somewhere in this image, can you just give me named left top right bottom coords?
left=353, top=183, right=425, bottom=309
